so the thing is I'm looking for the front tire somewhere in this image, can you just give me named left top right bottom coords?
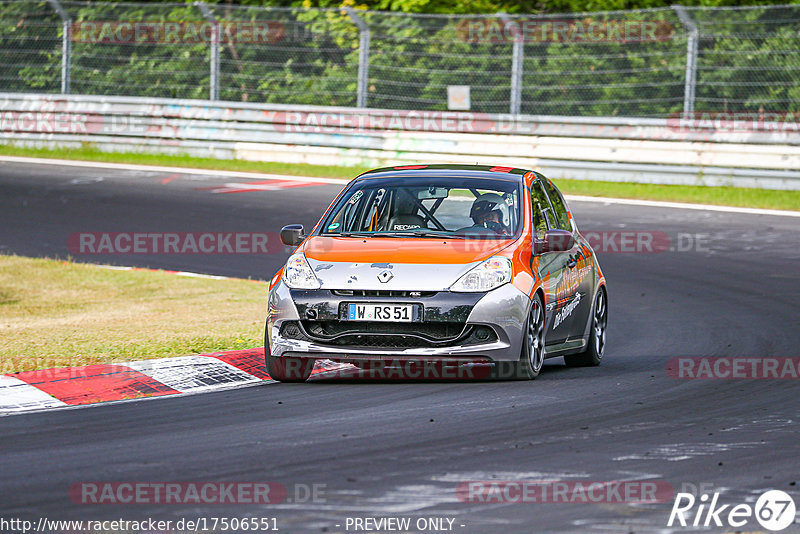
left=493, top=293, right=545, bottom=380
left=265, top=354, right=315, bottom=382
left=564, top=286, right=607, bottom=367
left=264, top=323, right=314, bottom=382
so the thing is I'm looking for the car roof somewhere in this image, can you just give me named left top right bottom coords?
left=354, top=164, right=538, bottom=183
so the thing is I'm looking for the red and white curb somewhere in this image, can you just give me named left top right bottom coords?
left=0, top=349, right=351, bottom=416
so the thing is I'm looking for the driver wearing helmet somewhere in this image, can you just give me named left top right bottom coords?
left=470, top=193, right=511, bottom=235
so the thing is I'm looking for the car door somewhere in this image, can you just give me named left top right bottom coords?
left=530, top=179, right=574, bottom=345
left=540, top=179, right=590, bottom=342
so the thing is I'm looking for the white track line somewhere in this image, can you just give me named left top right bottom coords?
left=96, top=264, right=237, bottom=280
left=2, top=155, right=797, bottom=218
left=564, top=194, right=800, bottom=218
left=0, top=155, right=348, bottom=184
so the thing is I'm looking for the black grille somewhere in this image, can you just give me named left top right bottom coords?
left=332, top=290, right=437, bottom=298
left=306, top=320, right=463, bottom=339
left=281, top=320, right=496, bottom=349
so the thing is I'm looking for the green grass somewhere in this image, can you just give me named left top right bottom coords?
left=0, top=254, right=266, bottom=373
left=2, top=144, right=798, bottom=211
left=0, top=144, right=366, bottom=180
left=556, top=179, right=800, bottom=211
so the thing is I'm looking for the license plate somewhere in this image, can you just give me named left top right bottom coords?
left=347, top=303, right=414, bottom=322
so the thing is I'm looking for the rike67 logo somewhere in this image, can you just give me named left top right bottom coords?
left=668, top=489, right=796, bottom=531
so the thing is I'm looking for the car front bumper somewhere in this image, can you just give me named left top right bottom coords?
left=266, top=280, right=530, bottom=362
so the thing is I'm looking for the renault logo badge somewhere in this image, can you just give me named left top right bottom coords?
left=377, top=270, right=393, bottom=283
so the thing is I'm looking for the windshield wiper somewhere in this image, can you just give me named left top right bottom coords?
left=406, top=229, right=467, bottom=239
left=332, top=230, right=465, bottom=239
left=335, top=232, right=403, bottom=238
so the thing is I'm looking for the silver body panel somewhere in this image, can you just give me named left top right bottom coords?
left=267, top=279, right=531, bottom=362
left=308, top=258, right=479, bottom=292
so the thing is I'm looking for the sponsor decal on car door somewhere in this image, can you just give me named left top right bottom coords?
left=568, top=243, right=595, bottom=340
left=531, top=180, right=577, bottom=344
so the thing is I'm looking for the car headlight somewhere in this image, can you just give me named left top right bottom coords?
left=283, top=253, right=321, bottom=290
left=451, top=256, right=512, bottom=292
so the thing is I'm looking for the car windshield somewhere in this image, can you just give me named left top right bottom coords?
left=320, top=176, right=521, bottom=239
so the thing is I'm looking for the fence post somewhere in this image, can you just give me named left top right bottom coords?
left=499, top=13, right=523, bottom=115
left=345, top=7, right=370, bottom=108
left=673, top=5, right=698, bottom=119
left=196, top=2, right=220, bottom=101
left=46, top=0, right=71, bottom=94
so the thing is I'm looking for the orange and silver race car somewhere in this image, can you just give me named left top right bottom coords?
left=265, top=164, right=607, bottom=382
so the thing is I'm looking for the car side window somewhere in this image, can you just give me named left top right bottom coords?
left=541, top=179, right=571, bottom=230
left=530, top=181, right=551, bottom=240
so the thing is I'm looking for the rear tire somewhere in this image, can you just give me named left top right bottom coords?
left=264, top=322, right=314, bottom=382
left=492, top=293, right=545, bottom=380
left=564, top=287, right=607, bottom=367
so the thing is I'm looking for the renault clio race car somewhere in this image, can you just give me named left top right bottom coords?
left=265, top=165, right=607, bottom=382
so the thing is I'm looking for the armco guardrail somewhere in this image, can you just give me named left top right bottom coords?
left=2, top=93, right=800, bottom=190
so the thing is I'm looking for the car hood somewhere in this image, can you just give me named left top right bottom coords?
left=302, top=236, right=512, bottom=291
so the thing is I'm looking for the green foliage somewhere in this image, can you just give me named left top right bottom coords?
left=0, top=1, right=798, bottom=116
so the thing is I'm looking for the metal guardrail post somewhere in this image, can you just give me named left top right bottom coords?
left=345, top=7, right=370, bottom=109
left=673, top=5, right=698, bottom=119
left=196, top=2, right=220, bottom=101
left=499, top=13, right=523, bottom=116
left=46, top=0, right=71, bottom=94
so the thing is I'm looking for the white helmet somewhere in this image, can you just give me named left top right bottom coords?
left=470, top=193, right=510, bottom=227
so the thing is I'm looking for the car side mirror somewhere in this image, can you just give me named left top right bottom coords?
left=537, top=229, right=574, bottom=253
left=280, top=224, right=305, bottom=246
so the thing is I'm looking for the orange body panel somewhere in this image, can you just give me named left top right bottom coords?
left=275, top=168, right=601, bottom=316
left=303, top=236, right=514, bottom=265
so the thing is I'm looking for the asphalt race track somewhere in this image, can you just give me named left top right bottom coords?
left=1, top=160, right=799, bottom=533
